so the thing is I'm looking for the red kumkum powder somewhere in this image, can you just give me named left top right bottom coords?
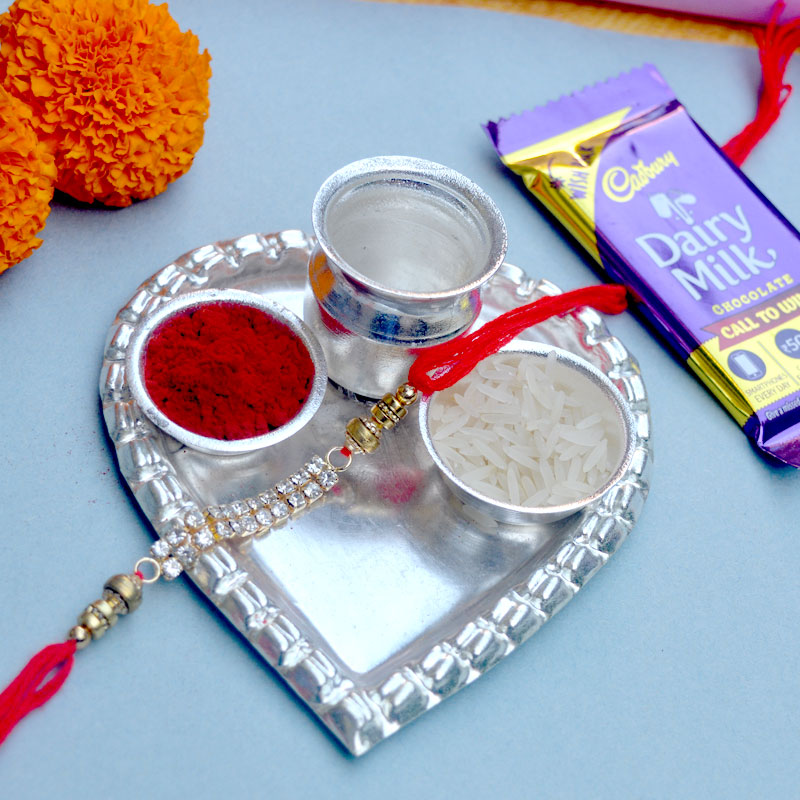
left=143, top=301, right=315, bottom=441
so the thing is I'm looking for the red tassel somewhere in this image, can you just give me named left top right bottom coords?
left=408, top=284, right=627, bottom=395
left=0, top=640, right=76, bottom=746
left=723, top=2, right=800, bottom=166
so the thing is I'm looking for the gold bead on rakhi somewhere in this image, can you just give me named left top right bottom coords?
left=66, top=560, right=158, bottom=650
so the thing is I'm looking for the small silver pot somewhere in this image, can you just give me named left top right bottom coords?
left=304, top=156, right=507, bottom=398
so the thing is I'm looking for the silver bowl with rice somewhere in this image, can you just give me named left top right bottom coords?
left=419, top=343, right=636, bottom=524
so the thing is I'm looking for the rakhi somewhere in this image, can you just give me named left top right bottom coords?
left=0, top=283, right=627, bottom=746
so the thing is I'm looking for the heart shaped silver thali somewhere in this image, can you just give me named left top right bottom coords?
left=100, top=229, right=651, bottom=755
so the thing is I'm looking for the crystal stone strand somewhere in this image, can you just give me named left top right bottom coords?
left=275, top=479, right=294, bottom=496
left=258, top=490, right=279, bottom=506
left=175, top=543, right=198, bottom=567
left=150, top=540, right=171, bottom=559
left=318, top=470, right=338, bottom=490
left=231, top=500, right=249, bottom=517
left=290, top=469, right=311, bottom=487
left=144, top=385, right=419, bottom=570
left=287, top=492, right=306, bottom=512
left=241, top=516, right=259, bottom=535
left=255, top=509, right=273, bottom=531
left=304, top=483, right=323, bottom=502
left=162, top=517, right=187, bottom=547
left=183, top=508, right=206, bottom=530
left=305, top=455, right=326, bottom=476
left=193, top=527, right=215, bottom=549
left=161, top=558, right=183, bottom=580
left=270, top=500, right=290, bottom=522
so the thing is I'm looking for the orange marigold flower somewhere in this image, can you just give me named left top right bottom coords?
left=0, top=0, right=212, bottom=207
left=0, top=85, right=55, bottom=275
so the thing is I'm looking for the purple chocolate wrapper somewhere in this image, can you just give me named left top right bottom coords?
left=487, top=65, right=800, bottom=466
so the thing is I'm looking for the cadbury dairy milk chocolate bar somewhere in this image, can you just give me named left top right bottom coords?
left=486, top=64, right=800, bottom=467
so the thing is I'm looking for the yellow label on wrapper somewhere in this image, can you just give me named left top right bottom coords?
left=691, top=283, right=800, bottom=425
left=501, top=108, right=630, bottom=261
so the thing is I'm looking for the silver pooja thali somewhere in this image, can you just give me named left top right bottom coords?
left=100, top=229, right=652, bottom=756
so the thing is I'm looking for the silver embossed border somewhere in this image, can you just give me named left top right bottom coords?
left=100, top=230, right=652, bottom=756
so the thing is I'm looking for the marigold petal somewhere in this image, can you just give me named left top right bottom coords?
left=0, top=0, right=211, bottom=207
left=0, top=85, right=55, bottom=274
left=30, top=73, right=53, bottom=95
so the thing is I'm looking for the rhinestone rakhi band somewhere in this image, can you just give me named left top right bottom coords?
left=151, top=453, right=341, bottom=580
left=136, top=384, right=419, bottom=585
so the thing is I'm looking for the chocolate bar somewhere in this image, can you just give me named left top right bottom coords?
left=486, top=65, right=800, bottom=466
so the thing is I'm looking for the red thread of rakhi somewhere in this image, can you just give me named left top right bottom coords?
left=0, top=641, right=76, bottom=746
left=723, top=2, right=800, bottom=167
left=409, top=285, right=627, bottom=395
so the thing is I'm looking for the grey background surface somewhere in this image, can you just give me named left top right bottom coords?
left=0, top=1, right=797, bottom=797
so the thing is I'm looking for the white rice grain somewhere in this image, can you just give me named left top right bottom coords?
left=428, top=350, right=622, bottom=508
